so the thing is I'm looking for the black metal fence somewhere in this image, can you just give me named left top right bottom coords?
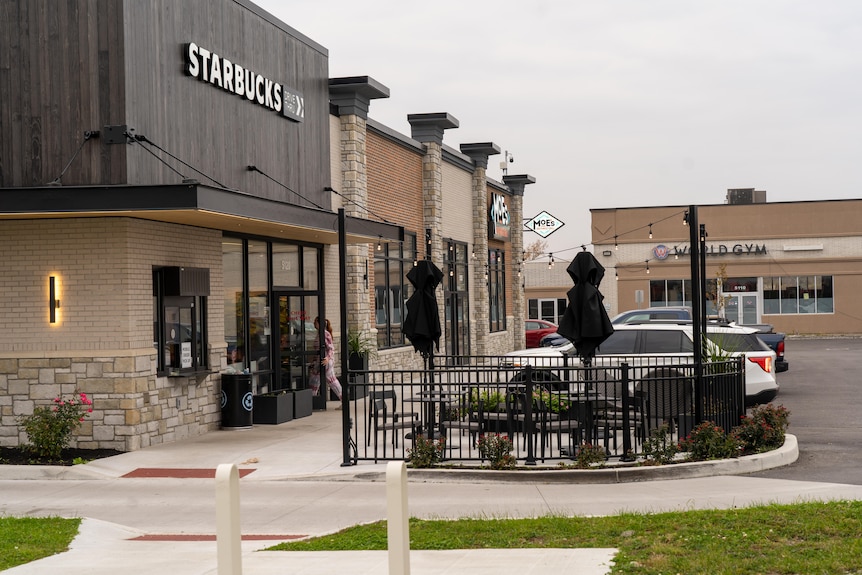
left=344, top=354, right=745, bottom=465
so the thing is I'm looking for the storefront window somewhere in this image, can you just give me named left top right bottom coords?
left=650, top=278, right=717, bottom=315
left=223, top=240, right=244, bottom=368
left=375, top=233, right=416, bottom=349
left=153, top=267, right=209, bottom=376
left=488, top=249, right=506, bottom=332
left=222, top=237, right=324, bottom=394
left=764, top=276, right=833, bottom=315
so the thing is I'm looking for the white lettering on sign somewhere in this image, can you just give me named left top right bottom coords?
left=489, top=193, right=510, bottom=225
left=184, top=42, right=303, bottom=122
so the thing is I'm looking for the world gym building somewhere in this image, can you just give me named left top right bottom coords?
left=1, top=1, right=533, bottom=452
left=590, top=190, right=862, bottom=335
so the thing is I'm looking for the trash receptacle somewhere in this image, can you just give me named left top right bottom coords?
left=221, top=374, right=253, bottom=428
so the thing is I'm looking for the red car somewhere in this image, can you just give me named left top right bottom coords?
left=524, top=319, right=557, bottom=348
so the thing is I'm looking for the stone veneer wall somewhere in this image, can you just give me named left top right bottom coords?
left=0, top=218, right=223, bottom=452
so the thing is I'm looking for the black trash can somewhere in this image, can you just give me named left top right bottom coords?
left=221, top=374, right=253, bottom=428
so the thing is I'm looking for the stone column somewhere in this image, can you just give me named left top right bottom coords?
left=407, top=113, right=459, bottom=351
left=460, top=143, right=501, bottom=356
left=329, top=77, right=390, bottom=340
left=503, top=174, right=536, bottom=351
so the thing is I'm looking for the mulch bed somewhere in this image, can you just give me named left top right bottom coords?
left=0, top=446, right=125, bottom=466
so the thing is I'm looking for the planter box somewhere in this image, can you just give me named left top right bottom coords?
left=293, top=388, right=313, bottom=419
left=253, top=393, right=293, bottom=425
left=347, top=352, right=368, bottom=400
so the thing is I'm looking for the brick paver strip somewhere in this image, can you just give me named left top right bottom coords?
left=121, top=468, right=257, bottom=478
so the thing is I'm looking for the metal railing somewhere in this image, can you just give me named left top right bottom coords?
left=343, top=355, right=745, bottom=465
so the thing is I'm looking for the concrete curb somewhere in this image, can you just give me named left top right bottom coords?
left=310, top=434, right=800, bottom=485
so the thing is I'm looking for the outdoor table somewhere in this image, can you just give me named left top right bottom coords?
left=405, top=388, right=467, bottom=440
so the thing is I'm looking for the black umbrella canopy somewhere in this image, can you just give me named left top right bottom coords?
left=403, top=259, right=444, bottom=357
left=556, top=251, right=614, bottom=362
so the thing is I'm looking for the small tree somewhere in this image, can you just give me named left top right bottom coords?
left=522, top=239, right=549, bottom=262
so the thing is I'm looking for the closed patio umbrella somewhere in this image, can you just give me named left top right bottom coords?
left=556, top=250, right=614, bottom=365
left=403, top=259, right=444, bottom=359
left=403, top=259, right=444, bottom=439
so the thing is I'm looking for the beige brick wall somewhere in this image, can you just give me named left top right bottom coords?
left=0, top=218, right=224, bottom=451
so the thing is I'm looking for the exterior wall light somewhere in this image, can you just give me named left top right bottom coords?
left=49, top=275, right=61, bottom=324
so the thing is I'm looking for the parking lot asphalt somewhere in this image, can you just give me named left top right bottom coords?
left=4, top=352, right=862, bottom=575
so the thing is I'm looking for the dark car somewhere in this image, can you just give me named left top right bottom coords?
left=524, top=319, right=557, bottom=348
left=539, top=332, right=569, bottom=347
left=611, top=306, right=692, bottom=325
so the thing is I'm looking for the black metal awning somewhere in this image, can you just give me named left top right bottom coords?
left=0, top=183, right=403, bottom=245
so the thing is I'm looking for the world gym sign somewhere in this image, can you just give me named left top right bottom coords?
left=183, top=42, right=304, bottom=122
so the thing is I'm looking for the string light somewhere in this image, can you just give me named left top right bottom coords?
left=645, top=260, right=650, bottom=274
left=648, top=223, right=653, bottom=239
left=376, top=236, right=383, bottom=251
left=614, top=236, right=618, bottom=250
left=548, top=253, right=555, bottom=269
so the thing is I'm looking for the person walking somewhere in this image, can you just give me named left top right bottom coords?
left=311, top=317, right=343, bottom=406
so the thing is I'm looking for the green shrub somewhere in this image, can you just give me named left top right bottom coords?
left=407, top=435, right=446, bottom=468
left=734, top=403, right=790, bottom=453
left=680, top=421, right=742, bottom=461
left=477, top=434, right=516, bottom=469
left=575, top=442, right=607, bottom=468
left=641, top=424, right=681, bottom=465
left=18, top=391, right=93, bottom=461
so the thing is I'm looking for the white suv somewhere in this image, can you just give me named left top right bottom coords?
left=506, top=322, right=779, bottom=406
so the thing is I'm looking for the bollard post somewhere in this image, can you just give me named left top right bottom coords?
left=215, top=463, right=242, bottom=575
left=386, top=461, right=410, bottom=575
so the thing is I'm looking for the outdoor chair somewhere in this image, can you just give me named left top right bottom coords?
left=365, top=389, right=418, bottom=447
left=592, top=378, right=647, bottom=454
left=442, top=394, right=485, bottom=454
left=369, top=398, right=418, bottom=462
left=637, top=369, right=693, bottom=438
left=533, top=394, right=586, bottom=460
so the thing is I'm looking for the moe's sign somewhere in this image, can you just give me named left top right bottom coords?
left=184, top=42, right=304, bottom=122
left=489, top=192, right=510, bottom=240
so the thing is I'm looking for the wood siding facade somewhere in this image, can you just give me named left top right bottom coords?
left=1, top=0, right=331, bottom=207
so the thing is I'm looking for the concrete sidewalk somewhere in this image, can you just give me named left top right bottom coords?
left=4, top=403, right=862, bottom=575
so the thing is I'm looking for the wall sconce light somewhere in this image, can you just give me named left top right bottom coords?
left=49, top=275, right=61, bottom=323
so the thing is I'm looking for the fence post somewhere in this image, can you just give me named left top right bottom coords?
left=620, top=363, right=633, bottom=460
left=215, top=463, right=242, bottom=575
left=386, top=461, right=411, bottom=575
left=523, top=366, right=536, bottom=466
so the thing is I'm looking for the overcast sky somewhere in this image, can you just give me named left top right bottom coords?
left=255, top=0, right=862, bottom=260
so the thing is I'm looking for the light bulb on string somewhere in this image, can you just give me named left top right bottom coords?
left=649, top=224, right=653, bottom=239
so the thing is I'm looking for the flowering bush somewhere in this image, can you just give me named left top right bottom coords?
left=575, top=442, right=607, bottom=468
left=407, top=434, right=446, bottom=468
left=680, top=421, right=742, bottom=461
left=18, top=392, right=93, bottom=461
left=477, top=433, right=516, bottom=469
left=642, top=424, right=681, bottom=465
left=734, top=403, right=790, bottom=454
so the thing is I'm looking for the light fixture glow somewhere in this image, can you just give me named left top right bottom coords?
left=49, top=275, right=60, bottom=323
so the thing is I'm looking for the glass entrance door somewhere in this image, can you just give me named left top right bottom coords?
left=273, top=293, right=319, bottom=392
left=724, top=293, right=759, bottom=325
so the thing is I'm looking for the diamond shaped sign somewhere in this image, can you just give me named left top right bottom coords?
left=524, top=211, right=565, bottom=238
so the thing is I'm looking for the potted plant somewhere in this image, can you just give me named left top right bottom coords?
left=346, top=328, right=376, bottom=399
left=253, top=389, right=293, bottom=425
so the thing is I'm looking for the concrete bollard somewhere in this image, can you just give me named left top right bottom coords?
left=215, top=463, right=242, bottom=575
left=386, top=461, right=410, bottom=575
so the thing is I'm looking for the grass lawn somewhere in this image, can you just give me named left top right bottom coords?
left=271, top=500, right=862, bottom=575
left=5, top=501, right=862, bottom=573
left=0, top=517, right=81, bottom=571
